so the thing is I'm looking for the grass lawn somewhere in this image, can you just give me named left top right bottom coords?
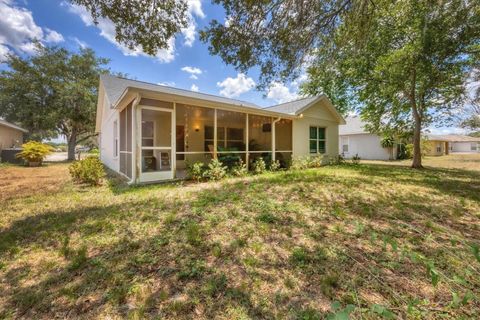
left=0, top=155, right=479, bottom=319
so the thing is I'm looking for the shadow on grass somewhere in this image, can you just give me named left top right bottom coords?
left=1, top=164, right=479, bottom=318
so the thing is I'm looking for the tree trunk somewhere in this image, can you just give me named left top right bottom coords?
left=411, top=107, right=423, bottom=169
left=67, top=132, right=77, bottom=161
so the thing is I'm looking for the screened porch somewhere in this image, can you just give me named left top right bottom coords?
left=118, top=98, right=293, bottom=182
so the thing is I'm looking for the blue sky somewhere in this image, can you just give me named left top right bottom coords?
left=0, top=0, right=469, bottom=136
left=0, top=0, right=300, bottom=108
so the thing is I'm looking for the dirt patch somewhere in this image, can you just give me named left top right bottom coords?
left=0, top=163, right=71, bottom=201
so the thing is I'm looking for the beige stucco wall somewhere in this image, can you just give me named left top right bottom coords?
left=292, top=100, right=340, bottom=159
left=425, top=140, right=447, bottom=156
left=0, top=125, right=24, bottom=151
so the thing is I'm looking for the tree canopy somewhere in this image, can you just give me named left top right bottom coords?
left=70, top=0, right=188, bottom=55
left=0, top=45, right=109, bottom=160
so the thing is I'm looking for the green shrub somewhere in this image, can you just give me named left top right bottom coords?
left=308, top=155, right=323, bottom=168
left=186, top=161, right=205, bottom=182
left=328, top=154, right=345, bottom=165
left=230, top=159, right=248, bottom=177
left=291, top=155, right=323, bottom=170
left=351, top=154, right=361, bottom=165
left=16, top=141, right=53, bottom=165
left=69, top=156, right=105, bottom=186
left=203, top=159, right=227, bottom=181
left=269, top=159, right=281, bottom=171
left=252, top=157, right=267, bottom=174
left=291, top=156, right=310, bottom=170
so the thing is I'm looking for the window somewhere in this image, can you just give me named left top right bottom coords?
left=472, top=142, right=478, bottom=151
left=309, top=126, right=326, bottom=154
left=341, top=137, right=349, bottom=153
left=436, top=143, right=442, bottom=153
left=113, top=120, right=118, bottom=157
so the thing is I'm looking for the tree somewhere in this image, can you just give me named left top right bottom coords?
left=70, top=0, right=188, bottom=55
left=0, top=45, right=109, bottom=160
left=201, top=0, right=479, bottom=168
left=461, top=86, right=480, bottom=132
left=301, top=0, right=480, bottom=168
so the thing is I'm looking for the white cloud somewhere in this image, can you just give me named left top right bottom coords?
left=190, top=74, right=198, bottom=80
left=66, top=3, right=175, bottom=63
left=217, top=73, right=255, bottom=98
left=72, top=37, right=88, bottom=49
left=0, top=0, right=63, bottom=59
left=267, top=82, right=299, bottom=103
left=157, top=81, right=176, bottom=87
left=44, top=28, right=64, bottom=43
left=191, top=84, right=199, bottom=92
left=224, top=15, right=233, bottom=27
left=181, top=66, right=202, bottom=75
left=181, top=0, right=206, bottom=47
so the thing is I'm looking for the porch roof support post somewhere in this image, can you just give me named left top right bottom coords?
left=132, top=94, right=141, bottom=184
left=272, top=117, right=281, bottom=162
left=172, top=102, right=177, bottom=178
left=213, top=108, right=217, bottom=159
left=246, top=113, right=249, bottom=170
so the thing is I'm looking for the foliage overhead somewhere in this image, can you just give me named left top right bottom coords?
left=201, top=0, right=371, bottom=89
left=71, top=0, right=188, bottom=55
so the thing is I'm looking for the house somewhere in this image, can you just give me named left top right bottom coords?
left=0, top=119, right=27, bottom=152
left=95, top=75, right=345, bottom=183
left=424, top=134, right=480, bottom=155
left=339, top=116, right=396, bottom=160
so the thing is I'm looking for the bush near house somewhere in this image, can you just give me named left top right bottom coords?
left=16, top=141, right=54, bottom=166
left=69, top=156, right=105, bottom=186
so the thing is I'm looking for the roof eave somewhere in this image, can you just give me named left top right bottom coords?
left=114, top=87, right=296, bottom=119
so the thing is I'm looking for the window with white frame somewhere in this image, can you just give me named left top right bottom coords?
left=341, top=137, right=349, bottom=153
left=436, top=142, right=442, bottom=153
left=309, top=126, right=326, bottom=154
left=471, top=142, right=478, bottom=151
left=113, top=120, right=118, bottom=157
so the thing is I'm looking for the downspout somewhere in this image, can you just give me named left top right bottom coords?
left=271, top=117, right=281, bottom=162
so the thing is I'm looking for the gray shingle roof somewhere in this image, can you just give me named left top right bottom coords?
left=0, top=119, right=28, bottom=133
left=263, top=96, right=319, bottom=115
left=425, top=134, right=480, bottom=142
left=101, top=74, right=261, bottom=109
left=339, top=116, right=369, bottom=135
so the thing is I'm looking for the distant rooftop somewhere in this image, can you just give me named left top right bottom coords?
left=0, top=119, right=28, bottom=133
left=263, top=96, right=320, bottom=115
left=425, top=134, right=480, bottom=142
left=339, top=115, right=368, bottom=135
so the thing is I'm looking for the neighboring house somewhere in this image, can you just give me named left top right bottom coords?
left=424, top=134, right=480, bottom=155
left=0, top=119, right=27, bottom=152
left=95, top=75, right=345, bottom=183
left=339, top=116, right=396, bottom=160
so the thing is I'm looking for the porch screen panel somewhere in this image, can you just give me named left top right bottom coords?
left=217, top=109, right=246, bottom=169
left=175, top=104, right=215, bottom=166
left=119, top=102, right=133, bottom=178
left=248, top=115, right=272, bottom=165
left=275, top=119, right=292, bottom=151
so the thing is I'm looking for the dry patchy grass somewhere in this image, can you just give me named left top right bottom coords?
left=0, top=155, right=479, bottom=319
